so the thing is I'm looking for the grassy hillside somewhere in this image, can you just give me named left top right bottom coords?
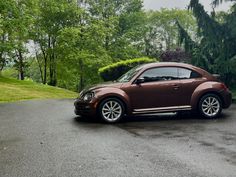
left=0, top=76, right=78, bottom=103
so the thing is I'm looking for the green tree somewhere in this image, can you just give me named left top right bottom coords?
left=0, top=0, right=37, bottom=80
left=179, top=0, right=236, bottom=85
left=57, top=25, right=110, bottom=91
left=145, top=9, right=197, bottom=58
left=212, top=0, right=236, bottom=6
left=12, top=0, right=36, bottom=80
left=87, top=0, right=146, bottom=60
left=31, top=0, right=81, bottom=85
left=0, top=0, right=16, bottom=73
left=110, top=0, right=147, bottom=60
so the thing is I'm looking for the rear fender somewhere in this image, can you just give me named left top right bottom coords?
left=190, top=81, right=224, bottom=110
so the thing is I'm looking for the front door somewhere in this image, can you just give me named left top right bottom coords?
left=124, top=67, right=181, bottom=110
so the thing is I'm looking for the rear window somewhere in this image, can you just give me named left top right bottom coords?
left=178, top=68, right=201, bottom=79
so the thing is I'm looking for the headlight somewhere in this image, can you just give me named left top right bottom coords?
left=83, top=92, right=95, bottom=102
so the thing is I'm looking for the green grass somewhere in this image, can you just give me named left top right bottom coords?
left=0, top=76, right=78, bottom=103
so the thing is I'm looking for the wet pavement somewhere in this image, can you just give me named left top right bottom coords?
left=0, top=99, right=236, bottom=177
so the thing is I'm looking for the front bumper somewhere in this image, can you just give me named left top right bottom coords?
left=74, top=98, right=97, bottom=117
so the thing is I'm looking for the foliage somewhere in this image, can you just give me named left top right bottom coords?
left=212, top=0, right=236, bottom=7
left=86, top=0, right=146, bottom=60
left=178, top=0, right=236, bottom=86
left=56, top=26, right=110, bottom=91
left=0, top=0, right=37, bottom=80
left=0, top=0, right=17, bottom=71
left=99, top=57, right=156, bottom=81
left=144, top=9, right=197, bottom=58
left=1, top=67, right=18, bottom=78
left=31, top=0, right=82, bottom=86
left=2, top=0, right=235, bottom=92
left=0, top=76, right=77, bottom=103
left=160, top=48, right=191, bottom=63
left=30, top=0, right=146, bottom=90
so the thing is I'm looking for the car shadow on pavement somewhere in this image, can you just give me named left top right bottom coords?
left=74, top=116, right=100, bottom=123
left=124, top=112, right=229, bottom=123
left=73, top=111, right=230, bottom=125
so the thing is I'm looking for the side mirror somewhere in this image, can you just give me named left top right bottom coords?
left=135, top=78, right=145, bottom=84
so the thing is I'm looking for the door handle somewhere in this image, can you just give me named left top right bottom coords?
left=172, top=84, right=180, bottom=90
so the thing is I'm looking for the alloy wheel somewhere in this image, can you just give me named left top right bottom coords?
left=101, top=100, right=123, bottom=122
left=201, top=95, right=221, bottom=118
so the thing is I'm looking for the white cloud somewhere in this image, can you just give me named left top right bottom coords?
left=143, top=0, right=233, bottom=12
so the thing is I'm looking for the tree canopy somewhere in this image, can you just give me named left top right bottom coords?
left=2, top=0, right=235, bottom=90
left=178, top=0, right=236, bottom=85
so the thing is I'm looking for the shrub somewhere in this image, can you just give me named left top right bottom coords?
left=98, top=57, right=156, bottom=81
left=160, top=48, right=191, bottom=63
left=1, top=68, right=18, bottom=79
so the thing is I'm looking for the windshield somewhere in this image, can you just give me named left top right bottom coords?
left=117, top=65, right=141, bottom=82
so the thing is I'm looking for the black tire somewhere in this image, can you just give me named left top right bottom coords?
left=98, top=98, right=125, bottom=123
left=198, top=94, right=222, bottom=118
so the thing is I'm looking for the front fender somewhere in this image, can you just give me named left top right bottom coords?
left=93, top=87, right=132, bottom=115
left=190, top=81, right=224, bottom=110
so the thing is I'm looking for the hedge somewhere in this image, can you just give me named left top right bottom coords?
left=98, top=57, right=156, bottom=81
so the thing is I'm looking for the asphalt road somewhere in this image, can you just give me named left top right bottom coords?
left=0, top=99, right=236, bottom=177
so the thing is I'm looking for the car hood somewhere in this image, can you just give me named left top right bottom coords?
left=80, top=82, right=123, bottom=95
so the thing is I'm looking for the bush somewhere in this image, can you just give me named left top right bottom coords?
left=98, top=57, right=156, bottom=81
left=160, top=48, right=191, bottom=63
left=1, top=68, right=18, bottom=79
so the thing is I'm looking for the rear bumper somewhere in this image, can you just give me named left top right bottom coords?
left=220, top=90, right=232, bottom=109
left=74, top=99, right=97, bottom=117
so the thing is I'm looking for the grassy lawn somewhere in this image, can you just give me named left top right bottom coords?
left=0, top=76, right=78, bottom=103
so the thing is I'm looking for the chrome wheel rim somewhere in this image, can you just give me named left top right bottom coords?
left=102, top=101, right=122, bottom=121
left=201, top=97, right=220, bottom=117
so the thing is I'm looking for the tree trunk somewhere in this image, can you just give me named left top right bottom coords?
left=79, top=59, right=84, bottom=91
left=18, top=49, right=24, bottom=80
left=52, top=38, right=57, bottom=86
left=35, top=52, right=44, bottom=83
left=0, top=34, right=6, bottom=71
left=48, top=36, right=55, bottom=86
left=48, top=36, right=57, bottom=86
left=43, top=54, right=47, bottom=84
left=0, top=52, right=5, bottom=72
left=39, top=44, right=47, bottom=84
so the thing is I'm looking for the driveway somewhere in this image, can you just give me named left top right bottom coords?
left=0, top=99, right=236, bottom=177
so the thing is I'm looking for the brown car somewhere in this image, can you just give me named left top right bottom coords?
left=74, top=62, right=232, bottom=123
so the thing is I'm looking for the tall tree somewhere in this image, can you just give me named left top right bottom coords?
left=57, top=25, right=110, bottom=91
left=30, top=0, right=82, bottom=85
left=86, top=0, right=145, bottom=60
left=179, top=0, right=236, bottom=85
left=13, top=0, right=36, bottom=80
left=145, top=9, right=197, bottom=58
left=0, top=0, right=16, bottom=73
left=212, top=0, right=236, bottom=6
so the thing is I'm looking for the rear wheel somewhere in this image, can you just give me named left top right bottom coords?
left=98, top=98, right=125, bottom=123
left=199, top=94, right=222, bottom=118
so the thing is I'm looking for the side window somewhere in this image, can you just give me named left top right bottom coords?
left=178, top=68, right=201, bottom=79
left=139, top=67, right=178, bottom=82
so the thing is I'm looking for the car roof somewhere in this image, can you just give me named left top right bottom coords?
left=140, top=62, right=195, bottom=69
left=138, top=62, right=212, bottom=78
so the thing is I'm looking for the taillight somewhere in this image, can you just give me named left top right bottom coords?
left=220, top=83, right=228, bottom=91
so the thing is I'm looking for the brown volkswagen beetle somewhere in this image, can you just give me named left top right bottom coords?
left=74, top=62, right=232, bottom=123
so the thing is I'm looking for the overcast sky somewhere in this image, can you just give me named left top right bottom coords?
left=143, top=0, right=233, bottom=12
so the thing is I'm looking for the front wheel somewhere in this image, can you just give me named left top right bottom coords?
left=98, top=98, right=125, bottom=123
left=199, top=94, right=222, bottom=118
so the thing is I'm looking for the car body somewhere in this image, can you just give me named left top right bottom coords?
left=74, top=62, right=232, bottom=123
